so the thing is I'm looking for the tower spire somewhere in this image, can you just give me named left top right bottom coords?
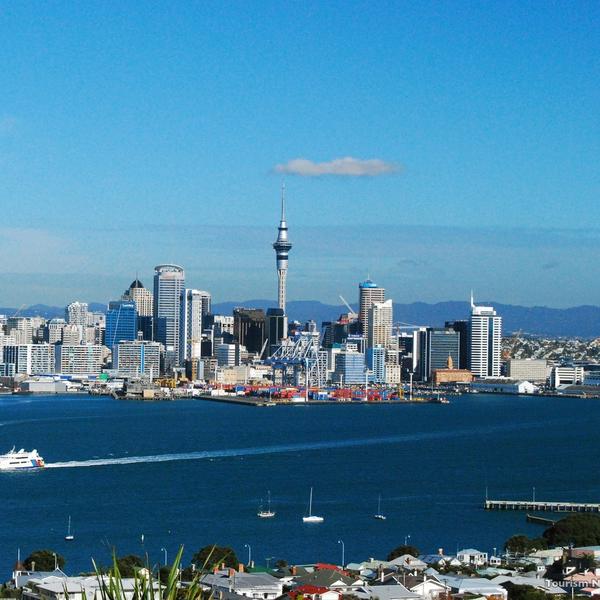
left=273, top=186, right=292, bottom=313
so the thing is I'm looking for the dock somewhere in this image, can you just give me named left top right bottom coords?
left=485, top=499, right=600, bottom=513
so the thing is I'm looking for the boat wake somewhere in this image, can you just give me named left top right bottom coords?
left=44, top=419, right=553, bottom=470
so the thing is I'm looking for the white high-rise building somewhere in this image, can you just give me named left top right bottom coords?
left=469, top=294, right=502, bottom=378
left=66, top=301, right=89, bottom=327
left=114, top=340, right=161, bottom=378
left=179, top=289, right=206, bottom=363
left=368, top=299, right=393, bottom=348
left=153, top=264, right=185, bottom=371
left=359, top=279, right=385, bottom=339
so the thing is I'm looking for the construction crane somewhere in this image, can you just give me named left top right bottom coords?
left=338, top=295, right=358, bottom=319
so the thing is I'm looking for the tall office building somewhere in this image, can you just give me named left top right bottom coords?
left=179, top=289, right=205, bottom=363
left=358, top=279, right=385, bottom=338
left=233, top=308, right=266, bottom=357
left=445, top=320, right=469, bottom=369
left=368, top=299, right=393, bottom=348
left=122, top=279, right=153, bottom=317
left=105, top=300, right=138, bottom=352
left=153, top=264, right=185, bottom=371
left=470, top=294, right=502, bottom=378
left=266, top=308, right=287, bottom=356
left=417, top=327, right=460, bottom=381
left=272, top=185, right=292, bottom=314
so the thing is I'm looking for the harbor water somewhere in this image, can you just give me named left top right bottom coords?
left=0, top=392, right=598, bottom=574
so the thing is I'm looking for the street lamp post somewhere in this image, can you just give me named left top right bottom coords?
left=53, top=553, right=57, bottom=570
left=404, top=534, right=411, bottom=546
left=337, top=540, right=345, bottom=568
left=265, top=557, right=275, bottom=569
left=161, top=547, right=168, bottom=566
left=244, top=543, right=252, bottom=566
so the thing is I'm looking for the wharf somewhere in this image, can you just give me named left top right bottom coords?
left=485, top=499, right=600, bottom=513
left=195, top=394, right=446, bottom=407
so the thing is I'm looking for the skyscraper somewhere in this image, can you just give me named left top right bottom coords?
left=179, top=289, right=206, bottom=363
left=105, top=300, right=138, bottom=352
left=272, top=185, right=292, bottom=315
left=368, top=299, right=393, bottom=348
left=469, top=294, right=502, bottom=378
left=233, top=308, right=266, bottom=357
left=122, top=279, right=153, bottom=317
left=153, top=264, right=185, bottom=371
left=359, top=279, right=385, bottom=338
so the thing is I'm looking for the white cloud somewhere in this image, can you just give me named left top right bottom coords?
left=274, top=156, right=399, bottom=177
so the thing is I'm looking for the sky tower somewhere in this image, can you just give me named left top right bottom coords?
left=273, top=185, right=292, bottom=312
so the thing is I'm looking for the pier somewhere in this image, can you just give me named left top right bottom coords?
left=485, top=499, right=600, bottom=513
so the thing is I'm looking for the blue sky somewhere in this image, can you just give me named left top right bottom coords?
left=1, top=2, right=599, bottom=308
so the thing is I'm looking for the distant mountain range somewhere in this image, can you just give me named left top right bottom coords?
left=2, top=300, right=600, bottom=338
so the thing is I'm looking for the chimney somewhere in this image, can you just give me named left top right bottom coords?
left=438, top=548, right=444, bottom=556
left=31, top=561, right=35, bottom=572
left=291, top=566, right=297, bottom=576
left=221, top=562, right=226, bottom=570
left=380, top=567, right=384, bottom=583
left=213, top=566, right=219, bottom=574
left=228, top=568, right=235, bottom=577
left=238, top=563, right=245, bottom=573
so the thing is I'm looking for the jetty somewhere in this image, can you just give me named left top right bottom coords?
left=485, top=499, right=600, bottom=513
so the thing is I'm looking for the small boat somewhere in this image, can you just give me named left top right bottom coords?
left=0, top=448, right=45, bottom=471
left=374, top=494, right=387, bottom=520
left=303, top=487, right=324, bottom=523
left=257, top=490, right=276, bottom=518
left=65, top=515, right=74, bottom=541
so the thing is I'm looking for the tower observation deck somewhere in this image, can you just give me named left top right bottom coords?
left=273, top=185, right=292, bottom=312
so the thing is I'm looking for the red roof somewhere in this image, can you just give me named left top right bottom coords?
left=296, top=586, right=331, bottom=594
left=315, top=563, right=343, bottom=572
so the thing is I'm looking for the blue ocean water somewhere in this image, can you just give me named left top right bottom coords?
left=0, top=393, right=598, bottom=575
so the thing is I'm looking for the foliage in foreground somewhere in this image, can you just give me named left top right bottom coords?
left=92, top=546, right=209, bottom=600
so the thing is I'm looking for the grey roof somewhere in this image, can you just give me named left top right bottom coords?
left=355, top=584, right=421, bottom=600
left=201, top=571, right=282, bottom=590
left=293, top=570, right=357, bottom=588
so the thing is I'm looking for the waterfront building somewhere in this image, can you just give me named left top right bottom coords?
left=2, top=344, right=54, bottom=375
left=550, top=365, right=584, bottom=388
left=418, top=327, right=460, bottom=381
left=122, top=278, right=153, bottom=317
left=366, top=345, right=386, bottom=383
left=432, top=355, right=474, bottom=385
left=179, top=289, right=206, bottom=363
left=233, top=308, right=266, bottom=357
left=266, top=307, right=287, bottom=355
left=469, top=295, right=502, bottom=378
left=272, top=185, right=292, bottom=313
left=470, top=378, right=538, bottom=395
left=332, top=349, right=366, bottom=385
left=114, top=340, right=161, bottom=378
left=368, top=299, right=393, bottom=349
left=54, top=344, right=104, bottom=376
left=105, top=300, right=138, bottom=351
left=153, top=264, right=185, bottom=372
left=45, top=318, right=66, bottom=344
left=358, top=279, right=385, bottom=337
left=385, top=363, right=402, bottom=384
left=506, top=359, right=549, bottom=383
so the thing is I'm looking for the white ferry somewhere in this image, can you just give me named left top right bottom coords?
left=0, top=448, right=46, bottom=471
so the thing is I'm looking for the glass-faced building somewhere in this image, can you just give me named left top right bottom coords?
left=105, top=300, right=138, bottom=352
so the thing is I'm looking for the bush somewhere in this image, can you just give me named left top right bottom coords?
left=387, top=545, right=421, bottom=560
left=191, top=546, right=239, bottom=570
left=24, top=550, right=65, bottom=571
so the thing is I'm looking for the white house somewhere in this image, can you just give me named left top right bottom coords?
left=457, top=548, right=488, bottom=567
left=200, top=571, right=283, bottom=600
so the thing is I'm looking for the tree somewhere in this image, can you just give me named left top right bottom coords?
left=504, top=535, right=547, bottom=554
left=543, top=514, right=600, bottom=547
left=275, top=559, right=288, bottom=569
left=115, top=555, right=144, bottom=577
left=191, top=546, right=239, bottom=570
left=387, top=545, right=421, bottom=561
left=24, top=550, right=65, bottom=571
left=502, top=583, right=550, bottom=600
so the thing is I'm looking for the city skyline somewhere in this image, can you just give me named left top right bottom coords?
left=1, top=3, right=599, bottom=307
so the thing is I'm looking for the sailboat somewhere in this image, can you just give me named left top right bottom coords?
left=302, top=487, right=324, bottom=523
left=257, top=490, right=276, bottom=518
left=373, top=494, right=387, bottom=520
left=65, top=515, right=74, bottom=541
